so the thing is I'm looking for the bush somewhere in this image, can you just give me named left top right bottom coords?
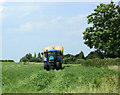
left=63, top=54, right=75, bottom=58
left=74, top=59, right=85, bottom=64
left=67, top=58, right=120, bottom=68
left=80, top=58, right=119, bottom=68
left=63, top=56, right=76, bottom=64
left=85, top=51, right=104, bottom=59
left=75, top=51, right=85, bottom=59
left=20, top=52, right=43, bottom=62
left=0, top=60, right=15, bottom=62
left=63, top=53, right=119, bottom=67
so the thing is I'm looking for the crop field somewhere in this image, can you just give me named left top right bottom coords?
left=1, top=62, right=119, bottom=93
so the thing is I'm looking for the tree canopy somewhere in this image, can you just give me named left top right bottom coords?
left=83, top=1, right=120, bottom=58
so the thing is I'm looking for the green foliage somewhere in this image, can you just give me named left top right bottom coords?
left=75, top=51, right=85, bottom=59
left=38, top=52, right=41, bottom=58
left=63, top=54, right=76, bottom=64
left=63, top=51, right=102, bottom=64
left=74, top=58, right=119, bottom=68
left=86, top=51, right=104, bottom=59
left=34, top=53, right=36, bottom=58
left=20, top=52, right=43, bottom=62
left=0, top=60, right=14, bottom=62
left=63, top=52, right=85, bottom=64
left=63, top=51, right=119, bottom=67
left=63, top=54, right=74, bottom=58
left=74, top=59, right=85, bottom=64
left=63, top=57, right=76, bottom=64
left=83, top=1, right=120, bottom=58
left=2, top=63, right=118, bottom=93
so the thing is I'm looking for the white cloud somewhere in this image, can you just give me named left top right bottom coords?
left=0, top=0, right=4, bottom=2
left=0, top=6, right=4, bottom=11
left=3, top=5, right=43, bottom=20
left=51, top=16, right=64, bottom=25
left=48, top=14, right=88, bottom=37
left=7, top=21, right=46, bottom=32
left=7, top=14, right=87, bottom=34
left=20, top=6, right=42, bottom=17
left=50, top=14, right=87, bottom=25
left=66, top=14, right=87, bottom=24
left=19, top=22, right=33, bottom=32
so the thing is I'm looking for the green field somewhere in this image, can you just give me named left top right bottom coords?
left=2, top=62, right=118, bottom=93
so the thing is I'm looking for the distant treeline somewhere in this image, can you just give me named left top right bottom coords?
left=0, top=60, right=14, bottom=62
left=19, top=50, right=120, bottom=66
left=20, top=52, right=43, bottom=62
left=63, top=51, right=120, bottom=67
left=63, top=51, right=103, bottom=64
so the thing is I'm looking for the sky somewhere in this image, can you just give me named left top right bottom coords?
left=0, top=0, right=120, bottom=62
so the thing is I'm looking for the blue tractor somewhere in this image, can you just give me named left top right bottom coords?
left=41, top=46, right=63, bottom=71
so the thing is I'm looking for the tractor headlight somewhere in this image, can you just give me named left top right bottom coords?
left=44, top=58, right=47, bottom=61
left=49, top=56, right=54, bottom=61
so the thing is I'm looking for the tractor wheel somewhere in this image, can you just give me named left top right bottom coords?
left=60, top=63, right=62, bottom=69
left=56, top=62, right=60, bottom=70
left=44, top=63, right=49, bottom=71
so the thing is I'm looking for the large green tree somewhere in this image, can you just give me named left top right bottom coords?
left=83, top=1, right=120, bottom=58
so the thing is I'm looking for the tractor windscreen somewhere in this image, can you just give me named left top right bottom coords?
left=44, top=50, right=61, bottom=58
left=48, top=51, right=57, bottom=57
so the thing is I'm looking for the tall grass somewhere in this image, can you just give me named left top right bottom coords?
left=2, top=62, right=118, bottom=93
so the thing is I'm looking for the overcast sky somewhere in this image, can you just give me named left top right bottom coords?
left=1, top=0, right=120, bottom=62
